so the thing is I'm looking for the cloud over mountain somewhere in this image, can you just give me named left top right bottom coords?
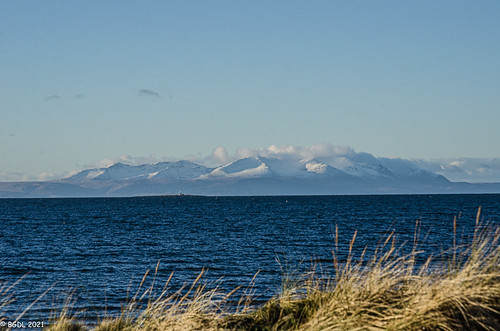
left=234, top=143, right=356, bottom=161
left=1, top=144, right=499, bottom=184
left=90, top=154, right=176, bottom=169
left=211, top=146, right=229, bottom=164
left=415, top=158, right=500, bottom=183
left=223, top=144, right=500, bottom=183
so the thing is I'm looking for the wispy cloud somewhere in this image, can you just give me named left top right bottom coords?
left=91, top=154, right=177, bottom=168
left=95, top=154, right=149, bottom=168
left=234, top=143, right=356, bottom=161
left=36, top=172, right=58, bottom=181
left=0, top=171, right=30, bottom=181
left=45, top=94, right=61, bottom=101
left=0, top=171, right=59, bottom=182
left=415, top=158, right=500, bottom=183
left=44, top=93, right=86, bottom=101
left=138, top=89, right=161, bottom=98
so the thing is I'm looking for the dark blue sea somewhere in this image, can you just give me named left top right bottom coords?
left=1, top=194, right=499, bottom=325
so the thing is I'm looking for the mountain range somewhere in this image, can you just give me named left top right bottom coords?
left=1, top=155, right=500, bottom=197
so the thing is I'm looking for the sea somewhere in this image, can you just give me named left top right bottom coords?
left=1, top=194, right=499, bottom=325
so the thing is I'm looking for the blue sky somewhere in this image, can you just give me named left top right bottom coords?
left=1, top=1, right=499, bottom=181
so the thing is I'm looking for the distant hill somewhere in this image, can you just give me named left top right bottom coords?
left=1, top=155, right=500, bottom=197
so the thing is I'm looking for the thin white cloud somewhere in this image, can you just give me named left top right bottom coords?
left=0, top=171, right=60, bottom=182
left=0, top=171, right=30, bottom=181
left=416, top=158, right=500, bottom=182
left=234, top=143, right=355, bottom=161
left=36, top=172, right=58, bottom=181
left=86, top=154, right=186, bottom=170
left=94, top=154, right=161, bottom=168
left=138, top=89, right=161, bottom=98
left=45, top=94, right=61, bottom=101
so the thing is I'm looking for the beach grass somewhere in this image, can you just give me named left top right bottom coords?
left=3, top=210, right=500, bottom=330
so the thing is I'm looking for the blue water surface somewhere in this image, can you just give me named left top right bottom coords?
left=0, top=194, right=499, bottom=323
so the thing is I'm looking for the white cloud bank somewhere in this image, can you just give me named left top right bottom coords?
left=227, top=143, right=500, bottom=182
left=415, top=158, right=500, bottom=183
left=234, top=143, right=356, bottom=161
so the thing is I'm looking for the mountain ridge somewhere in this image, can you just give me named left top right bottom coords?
left=1, top=155, right=499, bottom=198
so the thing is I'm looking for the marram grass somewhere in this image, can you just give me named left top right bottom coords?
left=2, top=210, right=499, bottom=330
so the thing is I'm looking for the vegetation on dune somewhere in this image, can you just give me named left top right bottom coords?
left=2, top=210, right=500, bottom=330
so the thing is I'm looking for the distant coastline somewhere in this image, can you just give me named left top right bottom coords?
left=1, top=157, right=500, bottom=198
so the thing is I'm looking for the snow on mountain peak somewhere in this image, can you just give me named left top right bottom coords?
left=66, top=150, right=441, bottom=184
left=86, top=170, right=105, bottom=179
left=204, top=157, right=271, bottom=178
left=68, top=160, right=214, bottom=182
left=326, top=156, right=393, bottom=178
left=153, top=160, right=214, bottom=179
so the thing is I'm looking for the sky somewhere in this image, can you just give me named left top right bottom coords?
left=1, top=1, right=499, bottom=181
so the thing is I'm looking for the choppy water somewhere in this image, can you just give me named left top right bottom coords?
left=1, top=194, right=499, bottom=324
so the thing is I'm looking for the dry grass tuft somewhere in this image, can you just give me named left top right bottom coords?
left=93, top=318, right=133, bottom=331
left=46, top=317, right=86, bottom=331
left=220, top=215, right=500, bottom=330
left=3, top=209, right=500, bottom=330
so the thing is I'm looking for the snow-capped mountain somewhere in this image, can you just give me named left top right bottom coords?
left=67, top=154, right=403, bottom=183
left=65, top=154, right=440, bottom=183
left=2, top=151, right=499, bottom=197
left=205, top=157, right=271, bottom=178
left=67, top=160, right=214, bottom=182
